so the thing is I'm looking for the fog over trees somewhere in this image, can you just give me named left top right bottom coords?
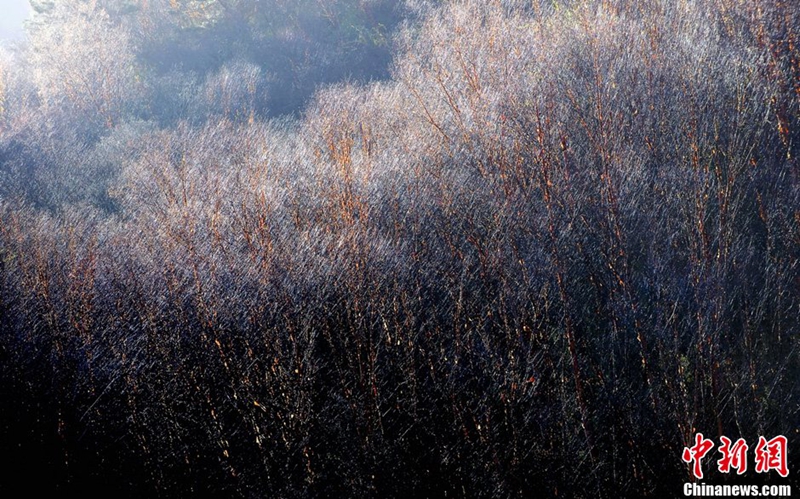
left=0, top=0, right=798, bottom=496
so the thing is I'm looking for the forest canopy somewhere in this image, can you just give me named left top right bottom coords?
left=0, top=0, right=798, bottom=497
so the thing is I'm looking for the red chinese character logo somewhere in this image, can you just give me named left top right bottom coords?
left=717, top=436, right=748, bottom=474
left=683, top=433, right=715, bottom=479
left=755, top=435, right=789, bottom=477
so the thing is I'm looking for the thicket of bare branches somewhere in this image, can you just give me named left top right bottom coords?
left=0, top=0, right=798, bottom=496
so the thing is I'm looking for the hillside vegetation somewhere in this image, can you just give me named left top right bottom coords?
left=0, top=0, right=798, bottom=496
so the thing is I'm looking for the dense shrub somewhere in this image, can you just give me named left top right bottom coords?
left=1, top=0, right=798, bottom=496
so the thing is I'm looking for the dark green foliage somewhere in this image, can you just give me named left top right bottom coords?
left=123, top=0, right=403, bottom=119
